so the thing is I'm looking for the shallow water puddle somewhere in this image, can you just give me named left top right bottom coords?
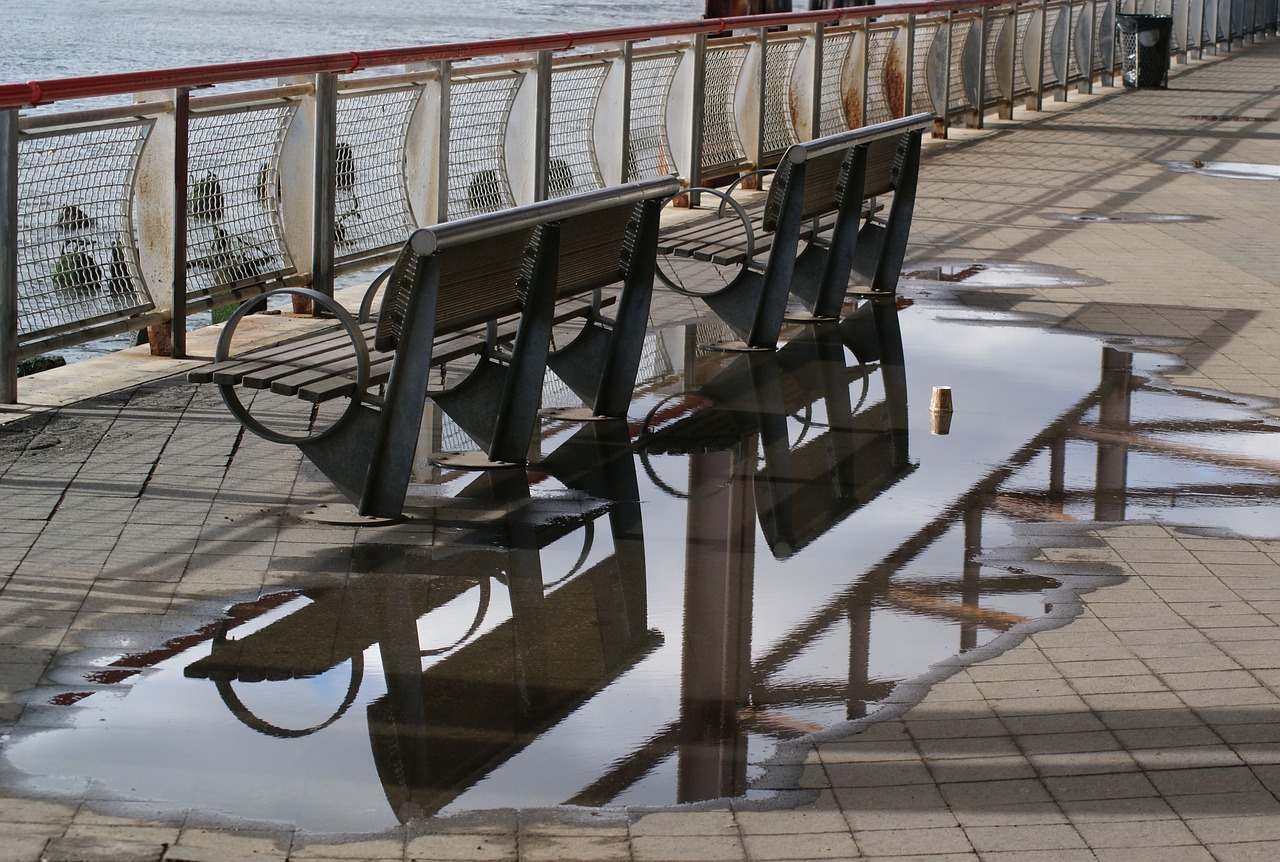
left=3, top=298, right=1279, bottom=834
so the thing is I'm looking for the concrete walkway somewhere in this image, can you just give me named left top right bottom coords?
left=2, top=35, right=1280, bottom=862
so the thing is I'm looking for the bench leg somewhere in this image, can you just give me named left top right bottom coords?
left=297, top=406, right=383, bottom=510
left=432, top=224, right=562, bottom=467
left=869, top=130, right=924, bottom=296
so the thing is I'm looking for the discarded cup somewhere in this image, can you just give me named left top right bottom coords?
left=930, top=386, right=953, bottom=436
left=930, top=385, right=953, bottom=413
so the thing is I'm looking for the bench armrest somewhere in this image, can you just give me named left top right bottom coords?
left=358, top=263, right=395, bottom=324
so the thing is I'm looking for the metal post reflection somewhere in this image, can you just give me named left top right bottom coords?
left=1095, top=347, right=1133, bottom=521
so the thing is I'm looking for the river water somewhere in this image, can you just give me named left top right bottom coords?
left=4, top=0, right=707, bottom=82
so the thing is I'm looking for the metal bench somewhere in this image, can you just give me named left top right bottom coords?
left=656, top=114, right=932, bottom=351
left=189, top=176, right=680, bottom=519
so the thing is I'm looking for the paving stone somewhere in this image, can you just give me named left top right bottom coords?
left=39, top=837, right=165, bottom=862
left=963, top=823, right=1087, bottom=852
left=516, top=834, right=629, bottom=862
left=853, top=826, right=972, bottom=856
left=630, top=835, right=745, bottom=862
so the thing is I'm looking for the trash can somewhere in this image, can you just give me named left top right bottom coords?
left=1117, top=14, right=1173, bottom=89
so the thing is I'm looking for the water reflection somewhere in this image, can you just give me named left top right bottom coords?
left=5, top=299, right=1279, bottom=832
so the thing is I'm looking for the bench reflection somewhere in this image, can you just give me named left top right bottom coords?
left=186, top=424, right=658, bottom=820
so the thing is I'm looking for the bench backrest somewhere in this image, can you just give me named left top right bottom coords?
left=374, top=176, right=680, bottom=353
left=761, top=114, right=933, bottom=233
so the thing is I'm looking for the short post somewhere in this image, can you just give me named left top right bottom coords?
left=0, top=109, right=17, bottom=404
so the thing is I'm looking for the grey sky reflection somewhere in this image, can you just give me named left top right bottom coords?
left=4, top=298, right=1278, bottom=833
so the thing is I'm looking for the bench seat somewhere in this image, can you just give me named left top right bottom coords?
left=190, top=176, right=679, bottom=518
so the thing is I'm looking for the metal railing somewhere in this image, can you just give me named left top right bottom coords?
left=1, top=0, right=1276, bottom=402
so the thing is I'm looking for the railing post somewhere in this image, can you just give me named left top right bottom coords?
left=1080, top=0, right=1097, bottom=93
left=312, top=71, right=338, bottom=301
left=1001, top=5, right=1018, bottom=118
left=756, top=26, right=768, bottom=171
left=533, top=51, right=553, bottom=201
left=689, top=33, right=708, bottom=203
left=812, top=22, right=826, bottom=138
left=904, top=14, right=917, bottom=117
left=132, top=88, right=182, bottom=358
left=859, top=20, right=871, bottom=128
left=437, top=61, right=452, bottom=221
left=1028, top=0, right=1047, bottom=109
left=1056, top=1, right=1072, bottom=102
left=0, top=109, right=17, bottom=403
left=1102, top=0, right=1118, bottom=82
left=969, top=7, right=988, bottom=128
left=937, top=11, right=954, bottom=137
left=621, top=42, right=635, bottom=183
left=169, top=88, right=190, bottom=358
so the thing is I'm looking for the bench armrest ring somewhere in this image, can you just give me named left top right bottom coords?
left=656, top=187, right=757, bottom=298
left=215, top=287, right=371, bottom=446
left=718, top=169, right=776, bottom=213
left=358, top=264, right=394, bottom=323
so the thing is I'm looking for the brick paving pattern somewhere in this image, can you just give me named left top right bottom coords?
left=1, top=35, right=1279, bottom=862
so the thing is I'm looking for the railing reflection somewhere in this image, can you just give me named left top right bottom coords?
left=153, top=303, right=1276, bottom=817
left=187, top=423, right=657, bottom=820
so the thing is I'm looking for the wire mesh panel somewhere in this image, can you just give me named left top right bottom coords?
left=1014, top=8, right=1035, bottom=94
left=1168, top=0, right=1185, bottom=49
left=984, top=14, right=1007, bottom=102
left=1102, top=0, right=1122, bottom=70
left=912, top=22, right=941, bottom=114
left=333, top=86, right=420, bottom=264
left=1042, top=5, right=1064, bottom=87
left=634, top=333, right=677, bottom=389
left=447, top=72, right=521, bottom=220
left=1190, top=0, right=1207, bottom=48
left=818, top=29, right=855, bottom=134
left=627, top=50, right=680, bottom=180
left=947, top=19, right=975, bottom=111
left=1068, top=3, right=1088, bottom=77
left=186, top=103, right=296, bottom=304
left=15, top=120, right=155, bottom=345
left=701, top=42, right=750, bottom=174
left=762, top=36, right=803, bottom=157
left=548, top=61, right=609, bottom=198
left=865, top=26, right=900, bottom=125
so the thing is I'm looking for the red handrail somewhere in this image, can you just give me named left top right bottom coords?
left=1, top=0, right=1012, bottom=110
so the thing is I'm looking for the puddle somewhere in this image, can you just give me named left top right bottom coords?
left=2, top=300, right=1279, bottom=834
left=1180, top=115, right=1272, bottom=123
left=1038, top=211, right=1206, bottom=224
left=900, top=259, right=1102, bottom=289
left=1162, top=160, right=1280, bottom=181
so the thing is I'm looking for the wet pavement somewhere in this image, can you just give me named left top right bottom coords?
left=2, top=35, right=1280, bottom=862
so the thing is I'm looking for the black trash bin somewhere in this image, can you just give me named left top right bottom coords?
left=1117, top=14, right=1173, bottom=89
